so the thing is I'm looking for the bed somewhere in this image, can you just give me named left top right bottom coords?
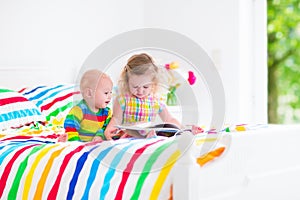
left=1, top=84, right=300, bottom=200
left=1, top=27, right=299, bottom=199
left=0, top=84, right=229, bottom=200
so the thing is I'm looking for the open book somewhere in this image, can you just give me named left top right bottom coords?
left=115, top=122, right=192, bottom=138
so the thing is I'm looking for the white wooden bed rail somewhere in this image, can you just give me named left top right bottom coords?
left=182, top=125, right=300, bottom=200
left=173, top=132, right=231, bottom=200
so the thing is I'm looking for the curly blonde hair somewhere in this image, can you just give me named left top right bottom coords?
left=118, top=53, right=163, bottom=96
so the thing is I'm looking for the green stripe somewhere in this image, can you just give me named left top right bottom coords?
left=130, top=141, right=175, bottom=200
left=0, top=88, right=13, bottom=93
left=65, top=114, right=80, bottom=122
left=46, top=101, right=77, bottom=121
left=8, top=144, right=46, bottom=200
left=68, top=136, right=80, bottom=141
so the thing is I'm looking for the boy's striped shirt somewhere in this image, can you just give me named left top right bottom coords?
left=64, top=100, right=111, bottom=141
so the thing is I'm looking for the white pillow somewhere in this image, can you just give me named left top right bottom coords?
left=0, top=88, right=45, bottom=130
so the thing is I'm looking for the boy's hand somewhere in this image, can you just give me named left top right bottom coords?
left=93, top=136, right=104, bottom=142
left=57, top=133, right=67, bottom=142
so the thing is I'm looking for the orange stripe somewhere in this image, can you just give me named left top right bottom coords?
left=197, top=147, right=225, bottom=166
left=22, top=144, right=59, bottom=199
left=33, top=146, right=67, bottom=199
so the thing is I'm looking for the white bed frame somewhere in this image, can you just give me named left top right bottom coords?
left=174, top=125, right=300, bottom=200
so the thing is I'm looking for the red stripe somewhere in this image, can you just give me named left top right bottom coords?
left=47, top=143, right=94, bottom=200
left=114, top=139, right=163, bottom=199
left=65, top=127, right=77, bottom=132
left=96, top=115, right=107, bottom=122
left=11, top=121, right=35, bottom=129
left=0, top=134, right=58, bottom=142
left=0, top=144, right=38, bottom=198
left=0, top=135, right=33, bottom=141
left=84, top=114, right=106, bottom=122
left=39, top=133, right=59, bottom=139
left=17, top=88, right=27, bottom=93
left=41, top=91, right=80, bottom=111
left=0, top=96, right=28, bottom=106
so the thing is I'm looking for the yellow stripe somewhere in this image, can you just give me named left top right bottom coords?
left=81, top=120, right=103, bottom=131
left=33, top=145, right=68, bottom=199
left=79, top=135, right=94, bottom=142
left=22, top=144, right=59, bottom=200
left=68, top=131, right=79, bottom=140
left=195, top=138, right=217, bottom=146
left=70, top=106, right=83, bottom=119
left=149, top=150, right=181, bottom=199
left=108, top=109, right=112, bottom=118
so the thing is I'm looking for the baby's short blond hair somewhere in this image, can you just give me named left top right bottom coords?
left=80, top=69, right=111, bottom=93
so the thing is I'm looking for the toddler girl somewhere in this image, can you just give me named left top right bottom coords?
left=105, top=53, right=202, bottom=140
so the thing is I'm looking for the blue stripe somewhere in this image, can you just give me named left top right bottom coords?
left=100, top=143, right=134, bottom=200
left=80, top=140, right=134, bottom=199
left=67, top=145, right=100, bottom=200
left=28, top=85, right=63, bottom=101
left=0, top=108, right=42, bottom=122
left=8, top=139, right=55, bottom=144
left=64, top=119, right=80, bottom=129
left=0, top=143, right=30, bottom=165
left=81, top=146, right=114, bottom=199
left=78, top=132, right=97, bottom=137
left=0, top=140, right=55, bottom=166
left=22, top=86, right=46, bottom=96
left=36, top=85, right=75, bottom=107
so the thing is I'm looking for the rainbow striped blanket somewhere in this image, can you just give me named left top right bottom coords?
left=0, top=134, right=192, bottom=200
left=0, top=84, right=227, bottom=199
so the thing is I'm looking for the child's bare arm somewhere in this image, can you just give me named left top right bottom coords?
left=104, top=100, right=123, bottom=140
left=158, top=107, right=182, bottom=128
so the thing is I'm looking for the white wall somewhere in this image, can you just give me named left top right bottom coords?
left=143, top=0, right=267, bottom=125
left=0, top=0, right=144, bottom=87
left=143, top=0, right=239, bottom=126
left=0, top=0, right=267, bottom=126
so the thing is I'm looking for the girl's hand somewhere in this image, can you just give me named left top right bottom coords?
left=146, top=130, right=157, bottom=138
left=104, top=127, right=118, bottom=140
left=191, top=125, right=204, bottom=135
left=119, top=132, right=131, bottom=139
